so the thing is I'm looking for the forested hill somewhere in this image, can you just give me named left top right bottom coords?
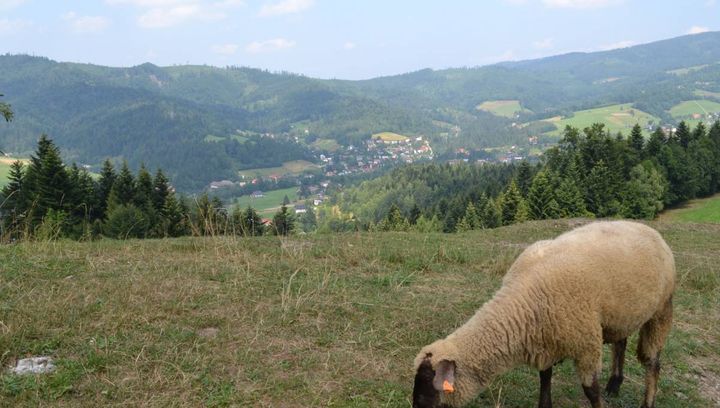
left=2, top=31, right=720, bottom=190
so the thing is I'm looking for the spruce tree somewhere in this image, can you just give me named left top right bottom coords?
left=97, top=159, right=116, bottom=220
left=555, top=176, right=588, bottom=218
left=629, top=124, right=644, bottom=155
left=462, top=201, right=480, bottom=229
left=162, top=193, right=188, bottom=237
left=1, top=160, right=25, bottom=231
left=300, top=205, right=317, bottom=233
left=409, top=204, right=422, bottom=225
left=272, top=205, right=295, bottom=236
left=527, top=171, right=558, bottom=220
left=674, top=121, right=691, bottom=148
left=645, top=128, right=666, bottom=159
left=152, top=169, right=170, bottom=214
left=134, top=164, right=154, bottom=209
left=479, top=196, right=501, bottom=228
left=241, top=206, right=264, bottom=236
left=499, top=180, right=527, bottom=226
left=516, top=161, right=533, bottom=197
left=108, top=162, right=136, bottom=210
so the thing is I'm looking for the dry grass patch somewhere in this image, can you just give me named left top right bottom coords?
left=0, top=220, right=718, bottom=406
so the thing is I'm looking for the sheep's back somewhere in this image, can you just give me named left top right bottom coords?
left=505, top=221, right=675, bottom=339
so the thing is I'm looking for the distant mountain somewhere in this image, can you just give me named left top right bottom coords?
left=2, top=32, right=720, bottom=190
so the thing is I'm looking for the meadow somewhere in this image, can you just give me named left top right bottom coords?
left=659, top=194, right=720, bottom=224
left=237, top=160, right=319, bottom=179
left=542, top=104, right=658, bottom=136
left=669, top=100, right=720, bottom=118
left=475, top=100, right=527, bottom=118
left=232, top=186, right=299, bottom=216
left=371, top=132, right=410, bottom=142
left=0, top=219, right=718, bottom=407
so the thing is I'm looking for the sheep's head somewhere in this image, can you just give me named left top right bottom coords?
left=412, top=355, right=455, bottom=408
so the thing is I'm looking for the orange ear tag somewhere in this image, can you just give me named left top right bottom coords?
left=443, top=380, right=455, bottom=393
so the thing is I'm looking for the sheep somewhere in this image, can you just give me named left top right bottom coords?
left=412, top=220, right=675, bottom=408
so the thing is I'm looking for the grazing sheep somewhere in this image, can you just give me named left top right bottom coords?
left=413, top=221, right=675, bottom=408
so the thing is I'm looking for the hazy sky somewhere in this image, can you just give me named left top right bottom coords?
left=1, top=0, right=717, bottom=79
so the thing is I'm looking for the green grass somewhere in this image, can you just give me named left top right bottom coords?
left=311, top=138, right=341, bottom=152
left=659, top=194, right=720, bottom=224
left=0, top=219, right=718, bottom=406
left=669, top=100, right=720, bottom=118
left=232, top=186, right=298, bottom=214
left=371, top=132, right=409, bottom=142
left=476, top=100, right=528, bottom=118
left=237, top=160, right=318, bottom=178
left=542, top=104, right=659, bottom=136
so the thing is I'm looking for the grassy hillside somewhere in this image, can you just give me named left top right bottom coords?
left=475, top=100, right=528, bottom=118
left=371, top=132, right=410, bottom=142
left=659, top=194, right=720, bottom=223
left=232, top=186, right=299, bottom=215
left=237, top=160, right=319, bottom=179
left=543, top=104, right=659, bottom=136
left=1, top=219, right=718, bottom=406
left=669, top=100, right=720, bottom=118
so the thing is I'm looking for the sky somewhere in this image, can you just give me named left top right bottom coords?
left=0, top=0, right=718, bottom=80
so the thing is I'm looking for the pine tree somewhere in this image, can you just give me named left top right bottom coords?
left=462, top=201, right=480, bottom=229
left=479, top=196, right=501, bottom=228
left=1, top=160, right=25, bottom=231
left=629, top=124, right=644, bottom=155
left=161, top=193, right=188, bottom=237
left=515, top=161, right=533, bottom=197
left=152, top=169, right=170, bottom=214
left=272, top=205, right=295, bottom=236
left=674, top=121, right=691, bottom=148
left=134, top=164, right=154, bottom=209
left=645, top=127, right=666, bottom=159
left=527, top=171, right=558, bottom=220
left=108, top=162, right=136, bottom=211
left=555, top=176, right=589, bottom=218
left=96, top=159, right=116, bottom=220
left=499, top=179, right=527, bottom=226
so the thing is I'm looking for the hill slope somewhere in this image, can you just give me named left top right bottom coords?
left=0, top=220, right=718, bottom=406
left=2, top=32, right=720, bottom=190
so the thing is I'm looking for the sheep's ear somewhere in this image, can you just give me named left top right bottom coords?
left=432, top=359, right=456, bottom=393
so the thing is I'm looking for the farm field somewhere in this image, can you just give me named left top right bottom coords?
left=232, top=186, right=298, bottom=215
left=669, top=100, right=720, bottom=118
left=659, top=194, right=720, bottom=224
left=476, top=100, right=528, bottom=118
left=237, top=160, right=319, bottom=178
left=0, top=219, right=718, bottom=407
left=542, top=103, right=658, bottom=136
left=371, top=132, right=410, bottom=142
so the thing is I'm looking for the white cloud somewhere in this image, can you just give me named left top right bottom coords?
left=343, top=41, right=356, bottom=50
left=533, top=38, right=553, bottom=50
left=598, top=40, right=634, bottom=51
left=0, top=18, right=31, bottom=35
left=259, top=0, right=314, bottom=17
left=543, top=0, right=622, bottom=8
left=211, top=43, right=239, bottom=55
left=107, top=0, right=244, bottom=28
left=62, top=12, right=111, bottom=33
left=0, top=0, right=26, bottom=10
left=687, top=26, right=710, bottom=35
left=246, top=38, right=296, bottom=53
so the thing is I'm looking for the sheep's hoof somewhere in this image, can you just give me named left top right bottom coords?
left=605, top=375, right=623, bottom=396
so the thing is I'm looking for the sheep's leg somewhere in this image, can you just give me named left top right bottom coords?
left=605, top=338, right=627, bottom=396
left=575, top=341, right=604, bottom=408
left=538, top=367, right=552, bottom=408
left=637, top=298, right=673, bottom=408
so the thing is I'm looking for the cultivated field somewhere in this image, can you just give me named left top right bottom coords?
left=1, top=219, right=718, bottom=407
left=542, top=104, right=658, bottom=136
left=659, top=194, right=720, bottom=224
left=238, top=160, right=319, bottom=179
left=311, top=138, right=341, bottom=152
left=371, top=132, right=410, bottom=142
left=475, top=100, right=527, bottom=118
left=669, top=100, right=720, bottom=118
left=232, top=186, right=299, bottom=215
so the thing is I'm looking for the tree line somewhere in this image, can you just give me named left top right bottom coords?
left=0, top=136, right=314, bottom=240
left=334, top=121, right=720, bottom=232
